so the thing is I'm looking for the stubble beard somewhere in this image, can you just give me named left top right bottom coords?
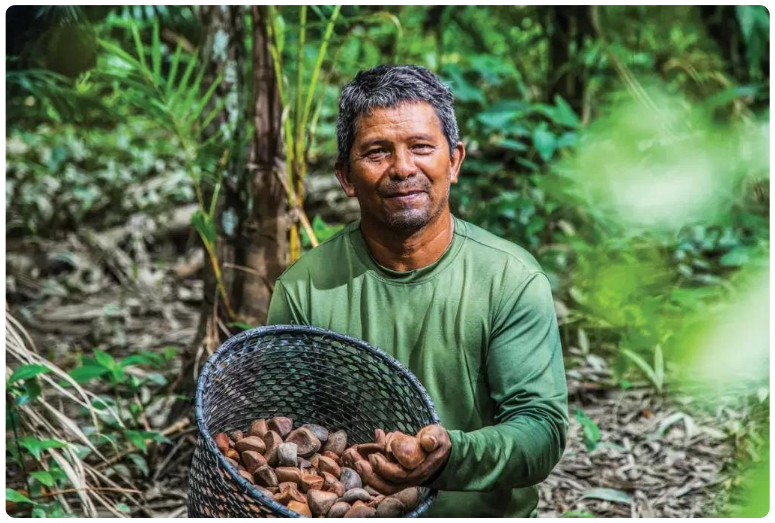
left=370, top=186, right=450, bottom=234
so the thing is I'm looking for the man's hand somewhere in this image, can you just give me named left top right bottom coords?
left=366, top=425, right=452, bottom=488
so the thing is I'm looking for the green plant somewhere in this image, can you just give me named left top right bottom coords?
left=264, top=5, right=342, bottom=260
left=97, top=18, right=235, bottom=316
left=573, top=407, right=602, bottom=453
left=6, top=312, right=177, bottom=517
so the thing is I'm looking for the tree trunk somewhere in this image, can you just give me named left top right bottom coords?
left=544, top=6, right=593, bottom=113
left=169, top=6, right=288, bottom=420
left=699, top=6, right=754, bottom=85
left=242, top=5, right=289, bottom=323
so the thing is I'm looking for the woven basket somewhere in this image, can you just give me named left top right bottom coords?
left=188, top=325, right=439, bottom=517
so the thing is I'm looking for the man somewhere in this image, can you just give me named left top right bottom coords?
left=267, top=64, right=568, bottom=517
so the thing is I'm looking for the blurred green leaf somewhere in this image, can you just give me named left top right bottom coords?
left=8, top=364, right=51, bottom=385
left=228, top=322, right=255, bottom=330
left=30, top=471, right=55, bottom=487
left=580, top=488, right=633, bottom=504
left=128, top=453, right=149, bottom=477
left=621, top=347, right=663, bottom=393
left=93, top=348, right=116, bottom=370
left=192, top=210, right=216, bottom=246
left=533, top=123, right=556, bottom=162
left=573, top=407, right=601, bottom=452
left=18, top=436, right=68, bottom=461
left=69, top=365, right=110, bottom=383
left=6, top=488, right=38, bottom=505
left=562, top=510, right=596, bottom=518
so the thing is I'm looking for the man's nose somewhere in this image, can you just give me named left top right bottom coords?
left=388, top=147, right=417, bottom=180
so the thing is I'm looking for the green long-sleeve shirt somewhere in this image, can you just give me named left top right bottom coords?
left=266, top=215, right=569, bottom=517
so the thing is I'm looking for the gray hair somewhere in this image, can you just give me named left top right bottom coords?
left=335, top=64, right=460, bottom=167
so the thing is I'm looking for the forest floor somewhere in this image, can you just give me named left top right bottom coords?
left=6, top=227, right=758, bottom=518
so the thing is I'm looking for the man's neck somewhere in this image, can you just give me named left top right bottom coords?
left=360, top=211, right=455, bottom=272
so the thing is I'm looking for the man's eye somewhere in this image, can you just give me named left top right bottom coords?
left=413, top=144, right=434, bottom=153
left=366, top=149, right=388, bottom=158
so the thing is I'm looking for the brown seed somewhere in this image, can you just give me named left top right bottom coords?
left=263, top=431, right=283, bottom=452
left=239, top=470, right=256, bottom=484
left=329, top=481, right=346, bottom=498
left=321, top=472, right=346, bottom=497
left=214, top=432, right=230, bottom=454
left=310, top=454, right=321, bottom=469
left=265, top=449, right=279, bottom=467
left=302, top=423, right=330, bottom=443
left=277, top=443, right=298, bottom=467
left=300, top=474, right=325, bottom=493
left=225, top=448, right=240, bottom=461
left=327, top=501, right=351, bottom=518
left=254, top=465, right=279, bottom=488
left=377, top=497, right=406, bottom=517
left=340, top=467, right=362, bottom=491
left=231, top=429, right=245, bottom=442
left=317, top=455, right=341, bottom=478
left=241, top=450, right=268, bottom=474
left=275, top=484, right=306, bottom=505
left=275, top=467, right=302, bottom=484
left=255, top=485, right=275, bottom=498
left=322, top=450, right=341, bottom=463
left=352, top=500, right=367, bottom=508
left=235, top=436, right=267, bottom=454
left=391, top=487, right=420, bottom=510
left=363, top=486, right=381, bottom=497
left=342, top=488, right=372, bottom=504
left=225, top=457, right=239, bottom=468
left=344, top=505, right=376, bottom=517
left=279, top=481, right=297, bottom=491
left=385, top=433, right=426, bottom=470
left=287, top=500, right=312, bottom=517
left=307, top=489, right=338, bottom=517
left=298, top=457, right=312, bottom=469
left=323, top=430, right=348, bottom=456
left=263, top=431, right=284, bottom=466
left=286, top=427, right=322, bottom=458
left=268, top=417, right=294, bottom=438
left=321, top=471, right=338, bottom=485
left=249, top=419, right=268, bottom=438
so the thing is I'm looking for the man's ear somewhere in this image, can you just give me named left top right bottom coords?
left=335, top=161, right=357, bottom=197
left=448, top=141, right=466, bottom=184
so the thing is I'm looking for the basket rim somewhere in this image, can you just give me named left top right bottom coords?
left=194, top=324, right=439, bottom=518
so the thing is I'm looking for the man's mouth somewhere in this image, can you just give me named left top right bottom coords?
left=384, top=190, right=426, bottom=200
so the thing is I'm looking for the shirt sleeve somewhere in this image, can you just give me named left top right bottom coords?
left=428, top=272, right=569, bottom=491
left=266, top=280, right=307, bottom=325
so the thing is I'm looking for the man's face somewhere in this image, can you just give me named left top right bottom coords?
left=335, top=102, right=465, bottom=232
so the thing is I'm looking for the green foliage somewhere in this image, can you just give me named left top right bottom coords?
left=6, top=121, right=194, bottom=236
left=573, top=407, right=602, bottom=453
left=6, top=345, right=177, bottom=517
left=301, top=215, right=346, bottom=250
left=8, top=364, right=52, bottom=384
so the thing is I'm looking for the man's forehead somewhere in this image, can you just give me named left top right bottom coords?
left=354, top=102, right=442, bottom=139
